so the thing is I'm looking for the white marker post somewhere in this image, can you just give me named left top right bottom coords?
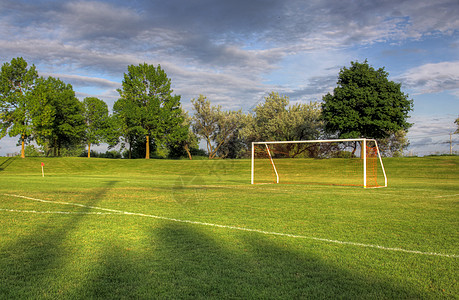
left=41, top=162, right=44, bottom=177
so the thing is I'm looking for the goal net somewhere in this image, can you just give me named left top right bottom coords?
left=251, top=138, right=387, bottom=188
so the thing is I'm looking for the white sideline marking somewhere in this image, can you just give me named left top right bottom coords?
left=434, top=194, right=459, bottom=198
left=0, top=208, right=121, bottom=215
left=3, top=193, right=458, bottom=259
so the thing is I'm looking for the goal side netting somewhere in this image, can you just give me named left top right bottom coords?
left=251, top=139, right=387, bottom=188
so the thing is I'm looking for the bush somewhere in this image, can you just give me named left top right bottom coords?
left=80, top=150, right=123, bottom=159
left=24, top=145, right=45, bottom=157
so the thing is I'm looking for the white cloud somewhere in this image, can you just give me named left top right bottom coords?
left=41, top=73, right=120, bottom=89
left=396, top=61, right=459, bottom=95
left=406, top=114, right=459, bottom=155
left=60, top=1, right=144, bottom=40
left=409, top=114, right=456, bottom=137
left=165, top=64, right=268, bottom=111
left=397, top=0, right=459, bottom=37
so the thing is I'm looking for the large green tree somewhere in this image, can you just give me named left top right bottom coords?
left=117, top=63, right=185, bottom=159
left=0, top=57, right=39, bottom=158
left=31, top=76, right=56, bottom=147
left=111, top=97, right=142, bottom=159
left=322, top=60, right=413, bottom=140
left=32, top=76, right=85, bottom=156
left=82, top=97, right=110, bottom=158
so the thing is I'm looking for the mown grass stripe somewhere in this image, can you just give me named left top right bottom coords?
left=5, top=193, right=458, bottom=259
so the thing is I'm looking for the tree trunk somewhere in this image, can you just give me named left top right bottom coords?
left=88, top=143, right=91, bottom=158
left=184, top=143, right=192, bottom=160
left=21, top=135, right=25, bottom=158
left=205, top=137, right=215, bottom=159
left=146, top=135, right=150, bottom=159
left=351, top=141, right=365, bottom=158
left=53, top=138, right=58, bottom=157
left=351, top=141, right=357, bottom=157
left=129, top=144, right=132, bottom=159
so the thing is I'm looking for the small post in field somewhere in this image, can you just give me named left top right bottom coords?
left=41, top=162, right=45, bottom=177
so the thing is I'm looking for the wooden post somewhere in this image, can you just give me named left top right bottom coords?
left=146, top=135, right=150, bottom=159
left=21, top=135, right=25, bottom=158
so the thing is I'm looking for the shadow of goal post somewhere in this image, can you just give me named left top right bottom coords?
left=251, top=138, right=388, bottom=188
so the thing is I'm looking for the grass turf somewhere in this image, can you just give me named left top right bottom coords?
left=0, top=156, right=458, bottom=299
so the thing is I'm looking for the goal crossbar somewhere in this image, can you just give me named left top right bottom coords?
left=251, top=138, right=388, bottom=188
left=253, top=138, right=370, bottom=145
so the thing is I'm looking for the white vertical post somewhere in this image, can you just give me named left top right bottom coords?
left=251, top=142, right=255, bottom=184
left=363, top=139, right=367, bottom=188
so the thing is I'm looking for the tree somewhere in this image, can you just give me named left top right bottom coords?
left=455, top=116, right=459, bottom=134
left=82, top=97, right=110, bottom=158
left=216, top=123, right=247, bottom=158
left=243, top=92, right=290, bottom=143
left=241, top=92, right=323, bottom=157
left=182, top=112, right=198, bottom=160
left=378, top=130, right=410, bottom=157
left=191, top=95, right=242, bottom=159
left=111, top=97, right=142, bottom=159
left=214, top=110, right=243, bottom=158
left=117, top=63, right=184, bottom=159
left=168, top=109, right=199, bottom=159
left=30, top=76, right=56, bottom=148
left=322, top=60, right=413, bottom=142
left=32, top=76, right=85, bottom=156
left=0, top=57, right=39, bottom=158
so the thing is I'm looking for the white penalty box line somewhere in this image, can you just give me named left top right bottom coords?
left=3, top=193, right=458, bottom=259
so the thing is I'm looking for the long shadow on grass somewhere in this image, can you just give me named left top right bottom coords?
left=78, top=222, right=422, bottom=299
left=0, top=157, right=16, bottom=172
left=0, top=180, right=119, bottom=298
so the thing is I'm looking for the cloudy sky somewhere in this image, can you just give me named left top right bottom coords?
left=1, top=0, right=458, bottom=155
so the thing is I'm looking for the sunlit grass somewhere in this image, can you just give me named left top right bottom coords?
left=0, top=156, right=458, bottom=298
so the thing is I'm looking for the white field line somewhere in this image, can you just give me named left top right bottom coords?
left=3, top=193, right=458, bottom=259
left=434, top=194, right=459, bottom=198
left=0, top=208, right=122, bottom=215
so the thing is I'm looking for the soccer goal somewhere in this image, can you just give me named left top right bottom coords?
left=251, top=138, right=387, bottom=188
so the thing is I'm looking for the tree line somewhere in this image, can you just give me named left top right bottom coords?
left=1, top=57, right=414, bottom=159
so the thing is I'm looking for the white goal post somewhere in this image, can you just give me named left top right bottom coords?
left=251, top=138, right=387, bottom=188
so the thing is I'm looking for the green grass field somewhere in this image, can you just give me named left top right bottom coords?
left=0, top=156, right=458, bottom=299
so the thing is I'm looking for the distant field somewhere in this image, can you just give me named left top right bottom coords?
left=0, top=156, right=458, bottom=299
